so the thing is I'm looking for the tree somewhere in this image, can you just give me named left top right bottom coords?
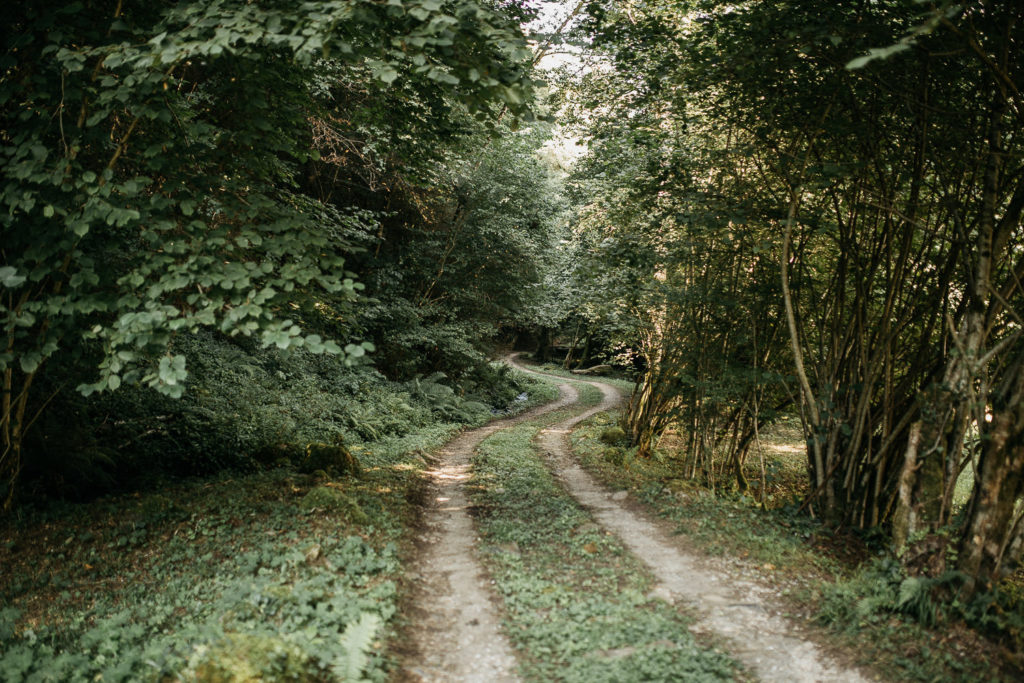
left=568, top=0, right=1024, bottom=595
left=1, top=0, right=537, bottom=507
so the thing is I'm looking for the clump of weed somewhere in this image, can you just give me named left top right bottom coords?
left=818, top=558, right=956, bottom=630
left=193, top=633, right=311, bottom=682
left=299, top=486, right=368, bottom=525
left=603, top=447, right=626, bottom=467
left=599, top=426, right=627, bottom=445
left=301, top=443, right=360, bottom=477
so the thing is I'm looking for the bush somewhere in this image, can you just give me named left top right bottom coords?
left=599, top=426, right=627, bottom=445
left=301, top=444, right=360, bottom=477
left=818, top=558, right=964, bottom=630
left=193, top=633, right=311, bottom=682
left=13, top=327, right=536, bottom=506
left=603, top=447, right=626, bottom=467
left=404, top=372, right=491, bottom=424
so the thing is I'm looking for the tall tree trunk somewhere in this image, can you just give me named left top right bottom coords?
left=535, top=327, right=552, bottom=363
left=563, top=319, right=582, bottom=370
left=958, top=358, right=1024, bottom=594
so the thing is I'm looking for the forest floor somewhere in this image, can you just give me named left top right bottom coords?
left=3, top=359, right=1020, bottom=681
left=396, top=358, right=869, bottom=682
left=508, top=361, right=1022, bottom=683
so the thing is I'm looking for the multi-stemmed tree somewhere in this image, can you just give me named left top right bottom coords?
left=566, top=0, right=1023, bottom=595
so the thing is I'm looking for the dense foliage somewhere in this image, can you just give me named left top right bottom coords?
left=1, top=0, right=560, bottom=506
left=5, top=0, right=1024, bottom=673
left=562, top=0, right=1023, bottom=597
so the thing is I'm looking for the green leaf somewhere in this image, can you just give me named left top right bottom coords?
left=158, top=354, right=187, bottom=385
left=333, top=613, right=382, bottom=681
left=0, top=266, right=27, bottom=288
left=846, top=43, right=912, bottom=70
left=375, top=65, right=400, bottom=84
left=19, top=354, right=41, bottom=374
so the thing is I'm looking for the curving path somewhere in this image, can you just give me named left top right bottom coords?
left=400, top=355, right=869, bottom=682
left=398, top=381, right=576, bottom=682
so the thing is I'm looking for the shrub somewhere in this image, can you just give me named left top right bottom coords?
left=818, top=558, right=965, bottom=630
left=405, top=373, right=491, bottom=425
left=193, top=633, right=311, bottom=682
left=301, top=444, right=360, bottom=477
left=13, top=326, right=537, bottom=506
left=599, top=426, right=627, bottom=445
left=603, top=447, right=626, bottom=467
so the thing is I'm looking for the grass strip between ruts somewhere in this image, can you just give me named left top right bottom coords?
left=471, top=383, right=739, bottom=682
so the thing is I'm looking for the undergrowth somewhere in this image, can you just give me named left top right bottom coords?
left=18, top=330, right=543, bottom=504
left=0, top=366, right=556, bottom=681
left=1, top=467, right=404, bottom=682
left=570, top=409, right=1022, bottom=682
left=816, top=558, right=1024, bottom=679
left=471, top=385, right=738, bottom=682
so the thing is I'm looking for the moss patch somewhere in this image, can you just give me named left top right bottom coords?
left=299, top=486, right=369, bottom=525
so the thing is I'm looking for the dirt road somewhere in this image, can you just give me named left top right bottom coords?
left=399, top=383, right=576, bottom=682
left=401, top=360, right=868, bottom=682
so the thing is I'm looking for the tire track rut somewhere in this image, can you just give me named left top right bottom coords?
left=402, top=357, right=869, bottom=682
left=399, top=382, right=577, bottom=682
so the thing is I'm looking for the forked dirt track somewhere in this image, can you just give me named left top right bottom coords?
left=400, top=356, right=870, bottom=682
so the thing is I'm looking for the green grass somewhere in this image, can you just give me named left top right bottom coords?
left=0, top=441, right=440, bottom=682
left=1, top=470, right=402, bottom=681
left=470, top=385, right=738, bottom=682
left=0, top=371, right=557, bottom=683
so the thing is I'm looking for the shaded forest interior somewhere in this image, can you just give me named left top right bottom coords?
left=2, top=0, right=1024, bottom=680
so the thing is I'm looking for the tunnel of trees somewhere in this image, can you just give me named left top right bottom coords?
left=2, top=0, right=1022, bottom=609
